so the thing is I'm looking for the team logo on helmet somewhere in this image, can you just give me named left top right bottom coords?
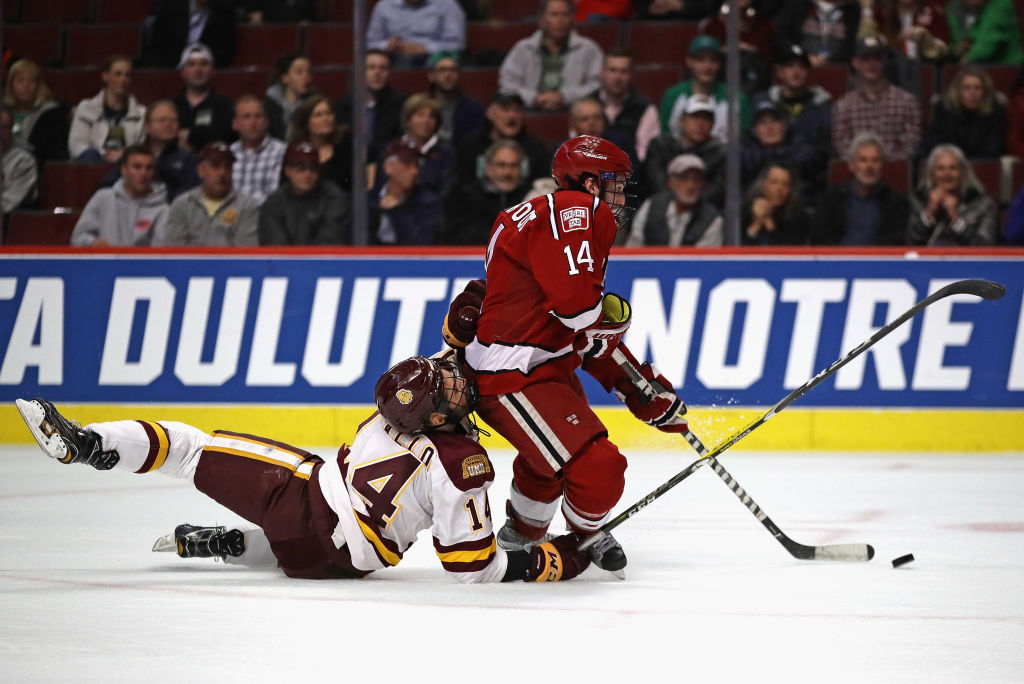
left=396, top=389, right=414, bottom=405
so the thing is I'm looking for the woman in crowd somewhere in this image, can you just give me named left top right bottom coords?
left=3, top=59, right=70, bottom=165
left=290, top=95, right=353, bottom=192
left=264, top=53, right=315, bottom=141
left=907, top=143, right=996, bottom=245
left=388, top=93, right=456, bottom=198
left=921, top=65, right=1006, bottom=159
left=741, top=163, right=810, bottom=245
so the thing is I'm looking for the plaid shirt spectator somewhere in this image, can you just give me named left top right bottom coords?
left=832, top=82, right=921, bottom=162
left=230, top=137, right=286, bottom=203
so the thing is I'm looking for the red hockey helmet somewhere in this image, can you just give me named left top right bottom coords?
left=551, top=135, right=635, bottom=228
left=374, top=356, right=479, bottom=433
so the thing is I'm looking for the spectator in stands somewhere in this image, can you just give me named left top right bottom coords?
left=68, top=56, right=146, bottom=164
left=456, top=91, right=552, bottom=186
left=240, top=0, right=317, bottom=23
left=291, top=95, right=355, bottom=194
left=635, top=0, right=717, bottom=20
left=258, top=141, right=351, bottom=245
left=832, top=36, right=922, bottom=160
left=741, top=99, right=824, bottom=201
left=921, top=65, right=1007, bottom=159
left=173, top=44, right=236, bottom=152
left=907, top=143, right=996, bottom=245
left=370, top=139, right=443, bottom=245
left=1008, top=67, right=1024, bottom=157
left=146, top=0, right=237, bottom=68
left=700, top=0, right=775, bottom=94
left=367, top=0, right=467, bottom=68
left=742, top=163, right=811, bottom=244
left=442, top=140, right=529, bottom=244
left=101, top=100, right=200, bottom=201
left=865, top=0, right=951, bottom=62
left=625, top=154, right=723, bottom=247
left=589, top=49, right=660, bottom=162
left=230, top=95, right=286, bottom=202
left=660, top=35, right=752, bottom=144
left=946, top=0, right=1024, bottom=64
left=264, top=53, right=315, bottom=142
left=70, top=145, right=168, bottom=247
left=645, top=95, right=725, bottom=206
left=498, top=0, right=604, bottom=111
left=568, top=97, right=638, bottom=166
left=334, top=49, right=407, bottom=163
left=154, top=142, right=260, bottom=246
left=3, top=59, right=70, bottom=165
left=1, top=109, right=39, bottom=214
left=759, top=44, right=833, bottom=172
left=428, top=53, right=485, bottom=147
left=1005, top=186, right=1024, bottom=244
left=811, top=132, right=910, bottom=244
left=389, top=93, right=456, bottom=198
left=775, top=0, right=862, bottom=66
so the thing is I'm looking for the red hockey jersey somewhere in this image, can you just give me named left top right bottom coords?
left=465, top=190, right=618, bottom=395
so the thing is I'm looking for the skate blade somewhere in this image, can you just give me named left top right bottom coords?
left=152, top=533, right=177, bottom=553
left=14, top=399, right=70, bottom=461
left=605, top=568, right=626, bottom=580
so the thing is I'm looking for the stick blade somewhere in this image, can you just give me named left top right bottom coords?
left=946, top=279, right=1006, bottom=301
left=813, top=543, right=875, bottom=562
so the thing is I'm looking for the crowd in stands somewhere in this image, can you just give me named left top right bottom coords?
left=3, top=0, right=1024, bottom=247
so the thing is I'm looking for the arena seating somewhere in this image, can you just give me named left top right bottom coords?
left=233, top=24, right=304, bottom=68
left=306, top=24, right=356, bottom=66
left=3, top=24, right=63, bottom=66
left=64, top=23, right=141, bottom=67
left=5, top=211, right=81, bottom=246
left=39, top=163, right=113, bottom=211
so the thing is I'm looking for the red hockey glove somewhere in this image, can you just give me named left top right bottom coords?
left=526, top=533, right=591, bottom=582
left=442, top=279, right=486, bottom=349
left=616, top=362, right=689, bottom=434
left=575, top=292, right=631, bottom=361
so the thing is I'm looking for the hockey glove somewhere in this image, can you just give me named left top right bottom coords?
left=526, top=532, right=592, bottom=582
left=442, top=279, right=486, bottom=349
left=616, top=362, right=689, bottom=434
left=575, top=292, right=631, bottom=361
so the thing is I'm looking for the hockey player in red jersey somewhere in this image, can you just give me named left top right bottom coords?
left=15, top=355, right=591, bottom=584
left=443, top=135, right=689, bottom=576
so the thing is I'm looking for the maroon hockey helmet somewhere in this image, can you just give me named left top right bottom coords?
left=374, top=356, right=479, bottom=433
left=551, top=135, right=635, bottom=228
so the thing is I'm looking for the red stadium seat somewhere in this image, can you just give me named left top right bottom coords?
left=46, top=68, right=104, bottom=107
left=306, top=24, right=356, bottom=66
left=327, top=0, right=381, bottom=21
left=97, top=0, right=151, bottom=22
left=524, top=112, right=570, bottom=148
left=918, top=63, right=937, bottom=127
left=971, top=160, right=1002, bottom=202
left=233, top=24, right=303, bottom=68
left=491, top=4, right=538, bottom=21
left=389, top=70, right=430, bottom=96
left=805, top=64, right=850, bottom=100
left=3, top=24, right=63, bottom=66
left=213, top=68, right=273, bottom=101
left=39, top=162, right=115, bottom=211
left=131, top=70, right=184, bottom=105
left=459, top=69, right=500, bottom=104
left=65, top=24, right=142, bottom=67
left=466, top=22, right=535, bottom=58
left=20, top=0, right=92, bottom=23
left=576, top=23, right=622, bottom=53
left=5, top=211, right=81, bottom=246
left=827, top=159, right=911, bottom=195
left=312, top=66, right=352, bottom=100
left=632, top=66, right=683, bottom=104
left=626, top=22, right=700, bottom=67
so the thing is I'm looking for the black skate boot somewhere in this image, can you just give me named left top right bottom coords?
left=152, top=524, right=245, bottom=560
left=15, top=398, right=120, bottom=470
left=495, top=501, right=554, bottom=552
left=586, top=533, right=627, bottom=578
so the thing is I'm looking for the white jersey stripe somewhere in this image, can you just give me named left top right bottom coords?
left=498, top=392, right=573, bottom=472
left=465, top=338, right=575, bottom=375
left=550, top=299, right=602, bottom=332
left=208, top=435, right=305, bottom=470
left=546, top=194, right=558, bottom=239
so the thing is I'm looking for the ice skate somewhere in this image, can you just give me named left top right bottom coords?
left=586, top=532, right=627, bottom=579
left=15, top=398, right=120, bottom=470
left=495, top=518, right=554, bottom=552
left=152, top=524, right=245, bottom=560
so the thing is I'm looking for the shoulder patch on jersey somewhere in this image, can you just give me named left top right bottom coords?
left=431, top=432, right=495, bottom=492
left=559, top=206, right=590, bottom=233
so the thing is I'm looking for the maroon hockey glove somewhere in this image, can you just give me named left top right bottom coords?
left=575, top=292, right=631, bottom=361
left=442, top=279, right=486, bottom=349
left=617, top=362, right=689, bottom=434
left=526, top=533, right=591, bottom=582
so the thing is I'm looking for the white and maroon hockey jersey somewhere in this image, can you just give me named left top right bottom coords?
left=315, top=413, right=507, bottom=583
left=466, top=190, right=619, bottom=395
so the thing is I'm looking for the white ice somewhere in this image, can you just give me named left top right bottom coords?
left=1, top=444, right=1022, bottom=683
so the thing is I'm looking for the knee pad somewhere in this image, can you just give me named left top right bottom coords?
left=561, top=437, right=627, bottom=528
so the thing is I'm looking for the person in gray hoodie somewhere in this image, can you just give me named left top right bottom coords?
left=70, top=145, right=168, bottom=246
left=154, top=142, right=260, bottom=246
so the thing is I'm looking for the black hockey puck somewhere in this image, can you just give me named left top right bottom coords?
left=891, top=553, right=915, bottom=568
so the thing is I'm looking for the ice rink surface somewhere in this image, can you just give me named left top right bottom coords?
left=2, top=443, right=1023, bottom=683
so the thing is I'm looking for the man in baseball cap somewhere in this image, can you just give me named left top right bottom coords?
left=627, top=152, right=722, bottom=247
left=174, top=43, right=236, bottom=151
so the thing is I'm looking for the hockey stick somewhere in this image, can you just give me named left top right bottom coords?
left=579, top=278, right=1006, bottom=556
left=610, top=347, right=873, bottom=561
